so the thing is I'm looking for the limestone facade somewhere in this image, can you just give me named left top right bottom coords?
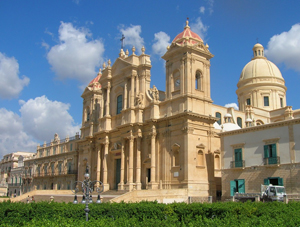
left=220, top=118, right=300, bottom=200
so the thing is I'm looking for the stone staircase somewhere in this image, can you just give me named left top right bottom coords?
left=18, top=190, right=128, bottom=203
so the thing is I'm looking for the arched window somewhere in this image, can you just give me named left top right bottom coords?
left=86, top=108, right=90, bottom=121
left=237, top=117, right=242, bottom=128
left=215, top=112, right=221, bottom=125
left=197, top=150, right=204, bottom=166
left=195, top=71, right=201, bottom=90
left=117, top=95, right=123, bottom=114
left=215, top=155, right=220, bottom=169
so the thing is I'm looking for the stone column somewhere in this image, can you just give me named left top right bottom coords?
left=119, top=138, right=125, bottom=190
left=124, top=82, right=127, bottom=110
left=130, top=74, right=135, bottom=108
left=105, top=83, right=111, bottom=116
left=136, top=136, right=142, bottom=190
left=150, top=125, right=157, bottom=188
left=128, top=136, right=134, bottom=190
left=136, top=74, right=139, bottom=96
left=96, top=145, right=101, bottom=181
left=102, top=137, right=109, bottom=190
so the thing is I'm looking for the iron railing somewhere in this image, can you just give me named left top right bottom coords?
left=230, top=160, right=245, bottom=168
left=33, top=170, right=77, bottom=177
left=263, top=156, right=280, bottom=165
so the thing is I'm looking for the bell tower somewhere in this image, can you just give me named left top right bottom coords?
left=162, top=19, right=214, bottom=115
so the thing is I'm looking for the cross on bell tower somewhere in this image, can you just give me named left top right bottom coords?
left=120, top=34, right=125, bottom=49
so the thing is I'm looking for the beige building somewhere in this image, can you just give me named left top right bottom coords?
left=5, top=20, right=299, bottom=202
left=0, top=152, right=35, bottom=197
left=76, top=20, right=285, bottom=200
left=32, top=133, right=80, bottom=191
left=220, top=42, right=300, bottom=200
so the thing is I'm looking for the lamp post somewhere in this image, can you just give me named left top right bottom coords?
left=72, top=165, right=104, bottom=221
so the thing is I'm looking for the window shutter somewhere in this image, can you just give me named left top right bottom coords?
left=235, top=148, right=242, bottom=161
left=271, top=144, right=277, bottom=157
left=264, top=145, right=268, bottom=158
left=237, top=179, right=245, bottom=193
left=264, top=178, right=269, bottom=185
left=278, top=177, right=284, bottom=186
left=230, top=180, right=236, bottom=196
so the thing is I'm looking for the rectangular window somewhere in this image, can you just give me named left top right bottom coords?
left=53, top=147, right=56, bottom=155
left=280, top=98, right=283, bottom=108
left=51, top=163, right=55, bottom=174
left=70, top=143, right=73, bottom=151
left=47, top=149, right=50, bottom=156
left=215, top=112, right=221, bottom=125
left=117, top=95, right=123, bottom=114
left=234, top=148, right=243, bottom=167
left=67, top=162, right=72, bottom=174
left=264, top=96, right=269, bottom=106
left=246, top=98, right=251, bottom=105
left=44, top=166, right=47, bottom=175
left=60, top=145, right=63, bottom=153
left=264, top=177, right=283, bottom=186
left=58, top=163, right=62, bottom=174
left=264, top=144, right=277, bottom=164
left=230, top=179, right=245, bottom=196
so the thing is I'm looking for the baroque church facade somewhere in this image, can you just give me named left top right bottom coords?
left=3, top=20, right=298, bottom=201
left=78, top=20, right=222, bottom=196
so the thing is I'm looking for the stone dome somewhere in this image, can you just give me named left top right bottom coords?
left=238, top=43, right=283, bottom=82
left=236, top=43, right=287, bottom=112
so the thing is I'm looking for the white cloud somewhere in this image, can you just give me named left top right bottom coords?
left=46, top=22, right=105, bottom=86
left=206, top=0, right=214, bottom=15
left=19, top=95, right=81, bottom=142
left=0, top=108, right=37, bottom=158
left=200, top=6, right=205, bottom=14
left=225, top=103, right=239, bottom=110
left=190, top=17, right=208, bottom=42
left=119, top=25, right=144, bottom=54
left=265, top=23, right=300, bottom=73
left=0, top=53, right=30, bottom=99
left=0, top=96, right=81, bottom=158
left=152, top=32, right=171, bottom=56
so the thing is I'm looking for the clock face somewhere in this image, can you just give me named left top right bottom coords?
left=175, top=79, right=180, bottom=87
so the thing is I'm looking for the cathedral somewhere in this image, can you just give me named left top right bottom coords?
left=3, top=19, right=299, bottom=202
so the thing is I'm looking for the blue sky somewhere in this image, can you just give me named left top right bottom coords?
left=1, top=0, right=300, bottom=158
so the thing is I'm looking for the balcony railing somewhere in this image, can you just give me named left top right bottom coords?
left=263, top=156, right=280, bottom=165
left=230, top=160, right=245, bottom=168
left=8, top=183, right=22, bottom=187
left=33, top=170, right=77, bottom=177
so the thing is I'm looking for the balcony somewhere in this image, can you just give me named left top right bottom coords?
left=263, top=156, right=280, bottom=165
left=230, top=160, right=245, bottom=168
left=33, top=170, right=77, bottom=177
left=8, top=183, right=22, bottom=187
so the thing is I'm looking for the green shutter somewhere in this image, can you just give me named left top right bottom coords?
left=264, top=145, right=269, bottom=158
left=230, top=180, right=236, bottom=196
left=238, top=179, right=245, bottom=193
left=278, top=177, right=284, bottom=186
left=271, top=144, right=277, bottom=157
left=264, top=178, right=269, bottom=185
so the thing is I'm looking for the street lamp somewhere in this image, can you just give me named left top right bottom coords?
left=72, top=165, right=104, bottom=221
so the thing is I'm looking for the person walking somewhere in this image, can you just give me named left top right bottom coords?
left=27, top=195, right=30, bottom=203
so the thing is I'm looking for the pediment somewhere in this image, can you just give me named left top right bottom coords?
left=111, top=58, right=132, bottom=76
left=196, top=143, right=205, bottom=149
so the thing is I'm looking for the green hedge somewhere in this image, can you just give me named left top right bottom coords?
left=0, top=201, right=299, bottom=226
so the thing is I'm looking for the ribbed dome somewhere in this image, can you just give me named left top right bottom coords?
left=239, top=43, right=283, bottom=82
left=172, top=20, right=203, bottom=45
left=88, top=71, right=101, bottom=90
left=239, top=58, right=283, bottom=81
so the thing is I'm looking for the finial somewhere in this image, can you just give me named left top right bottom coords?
left=125, top=49, right=129, bottom=56
left=132, top=46, right=136, bottom=55
left=185, top=17, right=190, bottom=28
left=108, top=59, right=111, bottom=67
left=141, top=46, right=145, bottom=54
left=98, top=68, right=101, bottom=74
left=103, top=62, right=106, bottom=69
left=167, top=45, right=170, bottom=50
